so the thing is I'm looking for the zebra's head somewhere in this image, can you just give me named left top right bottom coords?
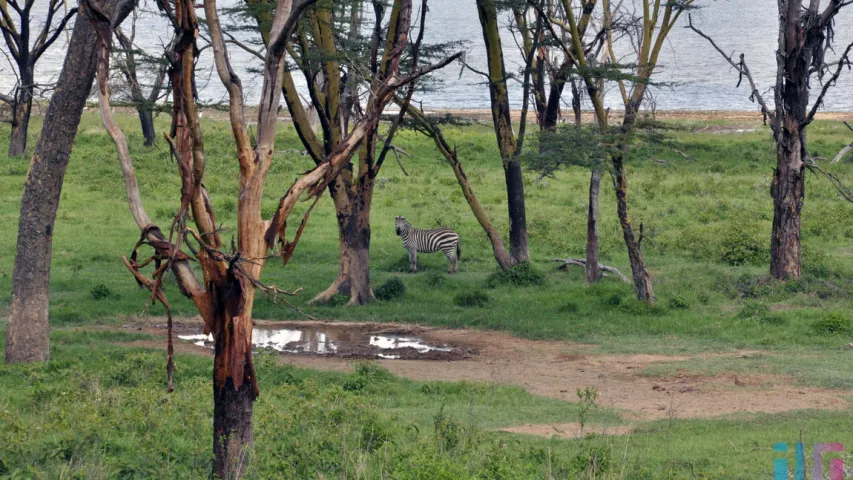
left=395, top=216, right=409, bottom=236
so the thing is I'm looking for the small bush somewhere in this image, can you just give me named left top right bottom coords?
left=375, top=277, right=406, bottom=301
left=812, top=312, right=853, bottom=335
left=485, top=262, right=545, bottom=288
left=737, top=300, right=770, bottom=319
left=718, top=222, right=768, bottom=266
left=604, top=293, right=623, bottom=306
left=90, top=284, right=120, bottom=300
left=455, top=290, right=489, bottom=308
left=667, top=296, right=690, bottom=310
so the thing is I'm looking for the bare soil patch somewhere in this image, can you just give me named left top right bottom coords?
left=112, top=317, right=850, bottom=421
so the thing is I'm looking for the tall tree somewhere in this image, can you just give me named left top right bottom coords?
left=113, top=9, right=169, bottom=146
left=0, top=0, right=78, bottom=156
left=243, top=0, right=461, bottom=304
left=4, top=0, right=132, bottom=364
left=538, top=0, right=692, bottom=302
left=474, top=0, right=532, bottom=265
left=96, top=0, right=446, bottom=474
left=689, top=0, right=853, bottom=280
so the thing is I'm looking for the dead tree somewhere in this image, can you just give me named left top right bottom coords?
left=0, top=0, right=78, bottom=156
left=94, top=0, right=447, bottom=475
left=244, top=0, right=461, bottom=303
left=4, top=0, right=133, bottom=364
left=689, top=0, right=853, bottom=280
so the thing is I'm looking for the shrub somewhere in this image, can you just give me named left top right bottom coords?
left=90, top=284, right=119, bottom=300
left=737, top=300, right=769, bottom=319
left=812, top=312, right=853, bottom=335
left=375, top=277, right=406, bottom=301
left=718, top=221, right=768, bottom=266
left=667, top=296, right=690, bottom=310
left=454, top=290, right=489, bottom=308
left=485, top=262, right=545, bottom=288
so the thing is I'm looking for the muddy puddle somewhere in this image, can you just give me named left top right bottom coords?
left=178, top=323, right=471, bottom=361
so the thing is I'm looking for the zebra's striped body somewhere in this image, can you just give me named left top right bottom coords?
left=395, top=216, right=461, bottom=273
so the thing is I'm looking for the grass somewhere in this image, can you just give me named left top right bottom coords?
left=1, top=328, right=852, bottom=479
left=3, top=111, right=853, bottom=477
left=3, top=113, right=853, bottom=353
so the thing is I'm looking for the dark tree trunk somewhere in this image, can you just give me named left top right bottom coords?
left=571, top=77, right=582, bottom=126
left=505, top=159, right=529, bottom=263
left=213, top=378, right=254, bottom=479
left=138, top=109, right=156, bottom=146
left=477, top=0, right=529, bottom=265
left=585, top=168, right=602, bottom=283
left=612, top=151, right=655, bottom=303
left=770, top=125, right=805, bottom=279
left=5, top=9, right=102, bottom=363
left=8, top=71, right=34, bottom=157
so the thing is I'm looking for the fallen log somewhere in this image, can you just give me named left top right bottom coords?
left=552, top=258, right=630, bottom=283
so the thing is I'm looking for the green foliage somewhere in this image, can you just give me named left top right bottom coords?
left=90, top=283, right=120, bottom=300
left=375, top=277, right=407, bottom=301
left=558, top=302, right=579, bottom=313
left=485, top=262, right=545, bottom=288
left=454, top=289, right=489, bottom=308
left=667, top=296, right=690, bottom=310
left=718, top=221, right=768, bottom=266
left=812, top=312, right=853, bottom=335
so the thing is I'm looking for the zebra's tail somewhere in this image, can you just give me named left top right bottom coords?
left=456, top=236, right=461, bottom=260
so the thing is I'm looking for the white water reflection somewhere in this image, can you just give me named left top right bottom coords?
left=178, top=327, right=454, bottom=359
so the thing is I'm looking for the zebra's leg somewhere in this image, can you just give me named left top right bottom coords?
left=445, top=251, right=457, bottom=274
left=408, top=248, right=417, bottom=273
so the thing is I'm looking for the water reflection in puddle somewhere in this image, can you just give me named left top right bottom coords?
left=178, top=326, right=454, bottom=360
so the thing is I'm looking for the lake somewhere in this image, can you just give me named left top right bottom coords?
left=3, top=0, right=852, bottom=111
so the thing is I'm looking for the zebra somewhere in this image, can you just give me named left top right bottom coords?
left=395, top=216, right=461, bottom=273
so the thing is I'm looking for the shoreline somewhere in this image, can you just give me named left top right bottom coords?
left=77, top=104, right=853, bottom=124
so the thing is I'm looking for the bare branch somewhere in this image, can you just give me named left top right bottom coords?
left=806, top=41, right=853, bottom=125
left=686, top=14, right=774, bottom=127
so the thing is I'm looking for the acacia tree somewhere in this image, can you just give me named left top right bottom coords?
left=241, top=0, right=461, bottom=303
left=0, top=0, right=79, bottom=156
left=93, top=0, right=447, bottom=474
left=474, top=0, right=534, bottom=265
left=689, top=0, right=853, bottom=280
left=537, top=0, right=692, bottom=302
left=113, top=9, right=169, bottom=146
left=4, top=0, right=132, bottom=364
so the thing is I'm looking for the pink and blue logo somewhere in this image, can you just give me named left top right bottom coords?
left=774, top=442, right=845, bottom=480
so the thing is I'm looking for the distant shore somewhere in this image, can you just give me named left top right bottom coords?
left=82, top=104, right=853, bottom=124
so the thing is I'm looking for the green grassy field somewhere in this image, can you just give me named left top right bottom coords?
left=2, top=111, right=853, bottom=477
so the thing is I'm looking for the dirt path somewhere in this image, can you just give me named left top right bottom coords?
left=116, top=317, right=849, bottom=421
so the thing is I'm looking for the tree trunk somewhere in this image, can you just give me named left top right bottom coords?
left=138, top=109, right=156, bottom=146
left=612, top=153, right=655, bottom=303
left=310, top=177, right=375, bottom=305
left=213, top=373, right=254, bottom=479
left=8, top=74, right=33, bottom=157
left=505, top=159, right=529, bottom=263
left=585, top=168, right=601, bottom=283
left=477, top=0, right=529, bottom=264
left=5, top=12, right=102, bottom=363
left=770, top=127, right=805, bottom=280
